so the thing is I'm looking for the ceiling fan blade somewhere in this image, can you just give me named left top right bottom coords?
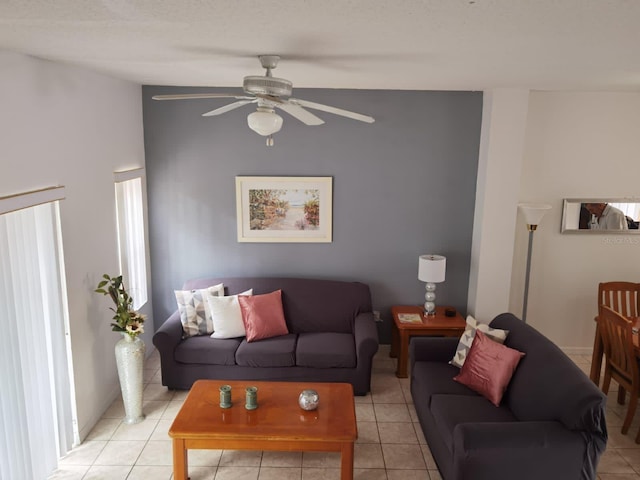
left=289, top=98, right=375, bottom=124
left=202, top=99, right=256, bottom=117
left=152, top=93, right=254, bottom=101
left=277, top=102, right=324, bottom=126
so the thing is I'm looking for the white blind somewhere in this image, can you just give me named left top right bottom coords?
left=115, top=173, right=148, bottom=310
left=610, top=202, right=640, bottom=221
left=0, top=196, right=75, bottom=479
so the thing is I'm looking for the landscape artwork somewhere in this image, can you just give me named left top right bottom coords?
left=236, top=177, right=333, bottom=243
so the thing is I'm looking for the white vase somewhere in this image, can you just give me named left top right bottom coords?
left=115, top=333, right=146, bottom=424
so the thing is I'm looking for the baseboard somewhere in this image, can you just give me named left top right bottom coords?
left=560, top=347, right=592, bottom=356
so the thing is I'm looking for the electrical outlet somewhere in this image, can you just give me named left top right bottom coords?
left=373, top=310, right=382, bottom=322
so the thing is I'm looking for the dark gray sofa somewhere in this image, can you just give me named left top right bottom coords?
left=153, top=277, right=379, bottom=395
left=410, top=312, right=607, bottom=480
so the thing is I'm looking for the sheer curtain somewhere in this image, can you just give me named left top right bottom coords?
left=0, top=189, right=76, bottom=480
left=115, top=170, right=148, bottom=310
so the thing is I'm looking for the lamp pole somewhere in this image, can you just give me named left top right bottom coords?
left=522, top=225, right=536, bottom=323
left=517, top=203, right=551, bottom=323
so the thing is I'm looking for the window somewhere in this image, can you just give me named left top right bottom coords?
left=610, top=202, right=640, bottom=221
left=114, top=169, right=148, bottom=310
left=0, top=186, right=76, bottom=479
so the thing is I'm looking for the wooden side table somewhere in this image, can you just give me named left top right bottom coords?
left=390, top=305, right=466, bottom=378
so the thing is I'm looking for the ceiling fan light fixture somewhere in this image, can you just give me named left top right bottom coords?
left=247, top=108, right=283, bottom=136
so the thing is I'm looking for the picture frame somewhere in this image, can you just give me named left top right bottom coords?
left=235, top=176, right=333, bottom=243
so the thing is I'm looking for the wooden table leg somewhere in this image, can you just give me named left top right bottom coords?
left=390, top=322, right=398, bottom=358
left=340, top=442, right=354, bottom=480
left=590, top=321, right=603, bottom=386
left=396, top=331, right=409, bottom=378
left=172, top=439, right=188, bottom=480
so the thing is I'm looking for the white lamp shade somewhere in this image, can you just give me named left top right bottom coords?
left=247, top=110, right=283, bottom=136
left=518, top=203, right=552, bottom=226
left=418, top=254, right=446, bottom=283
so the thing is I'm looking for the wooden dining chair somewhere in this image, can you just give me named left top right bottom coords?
left=599, top=304, right=640, bottom=440
left=590, top=282, right=640, bottom=385
left=599, top=282, right=640, bottom=318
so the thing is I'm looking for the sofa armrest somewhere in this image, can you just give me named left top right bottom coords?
left=152, top=310, right=183, bottom=355
left=410, top=337, right=459, bottom=368
left=453, top=421, right=602, bottom=480
left=354, top=312, right=379, bottom=360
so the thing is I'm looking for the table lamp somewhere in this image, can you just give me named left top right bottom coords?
left=418, top=254, right=446, bottom=315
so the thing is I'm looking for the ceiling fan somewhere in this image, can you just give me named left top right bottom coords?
left=152, top=55, right=375, bottom=146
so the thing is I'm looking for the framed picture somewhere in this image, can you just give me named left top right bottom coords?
left=235, top=176, right=333, bottom=243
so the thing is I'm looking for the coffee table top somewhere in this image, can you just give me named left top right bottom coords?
left=169, top=380, right=357, bottom=442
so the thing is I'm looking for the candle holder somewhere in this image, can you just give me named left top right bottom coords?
left=245, top=386, right=258, bottom=410
left=219, top=385, right=232, bottom=409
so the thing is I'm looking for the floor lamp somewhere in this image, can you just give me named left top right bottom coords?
left=518, top=203, right=551, bottom=323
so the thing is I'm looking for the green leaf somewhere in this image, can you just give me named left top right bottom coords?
left=97, top=280, right=108, bottom=288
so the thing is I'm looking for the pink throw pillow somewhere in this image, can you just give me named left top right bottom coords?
left=453, top=330, right=525, bottom=406
left=238, top=290, right=289, bottom=342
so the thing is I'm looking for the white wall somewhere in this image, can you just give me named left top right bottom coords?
left=0, top=52, right=149, bottom=440
left=509, top=91, right=640, bottom=352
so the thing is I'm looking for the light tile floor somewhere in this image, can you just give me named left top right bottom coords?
left=48, top=347, right=640, bottom=480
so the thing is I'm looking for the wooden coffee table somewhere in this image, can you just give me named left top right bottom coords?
left=169, top=380, right=357, bottom=480
left=391, top=305, right=466, bottom=378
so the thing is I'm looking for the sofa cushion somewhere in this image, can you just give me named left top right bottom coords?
left=430, top=394, right=518, bottom=453
left=451, top=315, right=509, bottom=368
left=175, top=283, right=224, bottom=337
left=296, top=332, right=356, bottom=368
left=411, top=361, right=478, bottom=409
left=453, top=330, right=525, bottom=406
left=174, top=336, right=241, bottom=365
left=238, top=290, right=289, bottom=342
left=235, top=334, right=297, bottom=367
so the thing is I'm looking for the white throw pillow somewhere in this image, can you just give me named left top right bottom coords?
left=208, top=289, right=253, bottom=339
left=175, top=283, right=224, bottom=337
left=450, top=315, right=509, bottom=368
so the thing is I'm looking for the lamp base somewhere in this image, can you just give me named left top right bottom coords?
left=424, top=282, right=437, bottom=316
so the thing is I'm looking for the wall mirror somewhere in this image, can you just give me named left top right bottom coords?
left=562, top=199, right=640, bottom=233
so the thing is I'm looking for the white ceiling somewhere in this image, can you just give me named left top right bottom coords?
left=1, top=0, right=639, bottom=91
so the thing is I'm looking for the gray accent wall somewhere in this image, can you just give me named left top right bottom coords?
left=142, top=86, right=482, bottom=342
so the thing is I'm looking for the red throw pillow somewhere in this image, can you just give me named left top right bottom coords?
left=453, top=330, right=525, bottom=406
left=238, top=290, right=289, bottom=342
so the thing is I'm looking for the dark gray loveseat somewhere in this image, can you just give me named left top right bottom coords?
left=410, top=313, right=607, bottom=480
left=153, top=277, right=379, bottom=395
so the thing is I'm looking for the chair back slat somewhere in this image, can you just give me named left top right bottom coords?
left=598, top=282, right=640, bottom=318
